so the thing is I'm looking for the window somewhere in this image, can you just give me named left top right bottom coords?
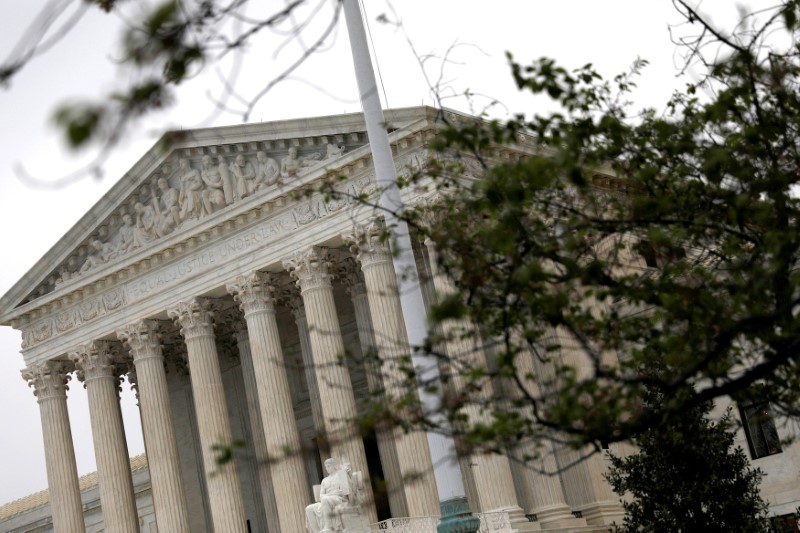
left=636, top=239, right=686, bottom=269
left=770, top=513, right=799, bottom=533
left=739, top=400, right=782, bottom=459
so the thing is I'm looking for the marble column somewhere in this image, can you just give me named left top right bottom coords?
left=232, top=322, right=280, bottom=533
left=227, top=271, right=309, bottom=533
left=285, top=291, right=326, bottom=461
left=344, top=222, right=440, bottom=518
left=117, top=320, right=191, bottom=533
left=283, top=245, right=378, bottom=524
left=420, top=236, right=533, bottom=524
left=507, top=339, right=585, bottom=528
left=167, top=298, right=248, bottom=532
left=550, top=326, right=623, bottom=526
left=22, top=361, right=85, bottom=532
left=341, top=260, right=407, bottom=518
left=70, top=341, right=139, bottom=533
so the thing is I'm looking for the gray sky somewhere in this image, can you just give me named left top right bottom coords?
left=0, top=0, right=749, bottom=505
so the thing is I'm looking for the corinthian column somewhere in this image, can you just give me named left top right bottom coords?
left=70, top=341, right=139, bottom=533
left=232, top=323, right=279, bottom=533
left=284, top=291, right=326, bottom=458
left=167, top=298, right=248, bottom=532
left=340, top=258, right=407, bottom=518
left=283, top=246, right=377, bottom=524
left=344, top=221, right=441, bottom=518
left=420, top=236, right=533, bottom=524
left=227, top=271, right=309, bottom=533
left=117, top=320, right=190, bottom=533
left=22, top=361, right=84, bottom=532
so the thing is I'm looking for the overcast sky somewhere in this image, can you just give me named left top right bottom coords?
left=0, top=0, right=759, bottom=505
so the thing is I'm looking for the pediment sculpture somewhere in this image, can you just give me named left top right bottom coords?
left=61, top=142, right=350, bottom=285
left=305, top=457, right=368, bottom=533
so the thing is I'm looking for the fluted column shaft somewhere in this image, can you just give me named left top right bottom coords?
left=346, top=224, right=440, bottom=518
left=234, top=329, right=280, bottom=532
left=344, top=268, right=407, bottom=517
left=168, top=298, right=248, bottom=533
left=71, top=341, right=139, bottom=533
left=507, top=332, right=584, bottom=526
left=422, top=238, right=531, bottom=520
left=284, top=246, right=378, bottom=524
left=118, top=320, right=190, bottom=532
left=228, top=271, right=309, bottom=533
left=287, top=295, right=326, bottom=456
left=549, top=325, right=621, bottom=525
left=23, top=362, right=85, bottom=532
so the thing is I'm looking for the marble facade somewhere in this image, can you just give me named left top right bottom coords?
left=1, top=107, right=637, bottom=532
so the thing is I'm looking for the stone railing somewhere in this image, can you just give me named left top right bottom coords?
left=478, top=511, right=514, bottom=532
left=372, top=511, right=515, bottom=533
left=373, top=516, right=439, bottom=532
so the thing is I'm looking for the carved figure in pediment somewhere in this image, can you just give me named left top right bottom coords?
left=178, top=158, right=204, bottom=221
left=56, top=267, right=77, bottom=286
left=281, top=146, right=321, bottom=179
left=200, top=155, right=227, bottom=215
left=325, top=143, right=345, bottom=160
left=153, top=178, right=180, bottom=238
left=133, top=202, right=157, bottom=248
left=232, top=154, right=258, bottom=199
left=256, top=150, right=280, bottom=188
left=79, top=239, right=114, bottom=273
left=217, top=155, right=235, bottom=204
left=109, top=214, right=135, bottom=257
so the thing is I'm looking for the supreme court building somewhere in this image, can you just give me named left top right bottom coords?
left=1, top=107, right=797, bottom=533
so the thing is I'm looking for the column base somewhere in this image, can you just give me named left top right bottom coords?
left=504, top=506, right=542, bottom=532
left=573, top=500, right=624, bottom=526
left=534, top=503, right=587, bottom=528
left=438, top=497, right=481, bottom=533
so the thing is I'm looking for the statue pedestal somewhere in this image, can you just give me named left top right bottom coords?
left=341, top=508, right=370, bottom=533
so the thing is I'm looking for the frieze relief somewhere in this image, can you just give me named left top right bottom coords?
left=45, top=135, right=359, bottom=295
left=20, top=173, right=376, bottom=350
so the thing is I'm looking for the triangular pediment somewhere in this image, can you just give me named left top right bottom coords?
left=0, top=106, right=443, bottom=323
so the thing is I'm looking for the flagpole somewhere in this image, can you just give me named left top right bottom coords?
left=342, top=1, right=479, bottom=531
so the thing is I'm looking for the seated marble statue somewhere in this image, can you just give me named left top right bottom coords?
left=305, top=458, right=363, bottom=533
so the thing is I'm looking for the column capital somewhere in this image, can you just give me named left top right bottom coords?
left=70, top=341, right=118, bottom=383
left=338, top=258, right=367, bottom=298
left=117, top=319, right=162, bottom=363
left=282, top=246, right=334, bottom=292
left=126, top=361, right=140, bottom=403
left=226, top=270, right=277, bottom=315
left=281, top=286, right=306, bottom=321
left=167, top=298, right=215, bottom=339
left=343, top=218, right=392, bottom=267
left=22, top=361, right=72, bottom=401
left=162, top=329, right=190, bottom=377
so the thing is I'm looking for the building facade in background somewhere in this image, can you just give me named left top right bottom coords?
left=0, top=107, right=796, bottom=533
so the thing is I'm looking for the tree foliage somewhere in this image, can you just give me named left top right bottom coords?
left=5, top=0, right=800, bottom=465
left=605, top=396, right=768, bottom=532
left=1, top=0, right=339, bottom=185
left=387, top=0, right=800, bottom=453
